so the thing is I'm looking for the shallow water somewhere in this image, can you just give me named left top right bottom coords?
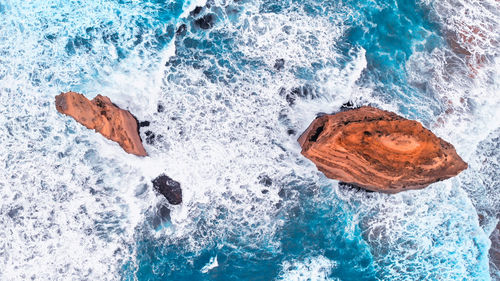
left=0, top=0, right=499, bottom=280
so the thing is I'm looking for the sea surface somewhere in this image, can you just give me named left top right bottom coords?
left=0, top=0, right=499, bottom=280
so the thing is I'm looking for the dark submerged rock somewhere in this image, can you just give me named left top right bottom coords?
left=258, top=174, right=272, bottom=187
left=285, top=92, right=296, bottom=106
left=145, top=130, right=155, bottom=145
left=152, top=174, right=182, bottom=205
left=195, top=14, right=215, bottom=29
left=490, top=220, right=500, bottom=274
left=280, top=85, right=316, bottom=106
left=176, top=24, right=187, bottom=36
left=139, top=121, right=150, bottom=127
left=340, top=101, right=356, bottom=111
left=157, top=204, right=171, bottom=220
left=274, top=58, right=285, bottom=70
left=151, top=204, right=171, bottom=229
left=7, top=206, right=23, bottom=218
left=338, top=182, right=374, bottom=193
left=190, top=6, right=203, bottom=16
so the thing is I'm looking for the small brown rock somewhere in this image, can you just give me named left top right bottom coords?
left=55, top=91, right=147, bottom=156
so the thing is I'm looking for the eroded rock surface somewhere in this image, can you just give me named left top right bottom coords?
left=298, top=106, right=467, bottom=193
left=55, top=91, right=147, bottom=156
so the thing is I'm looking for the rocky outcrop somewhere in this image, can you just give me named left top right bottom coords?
left=298, top=106, right=467, bottom=193
left=152, top=174, right=182, bottom=205
left=490, top=220, right=500, bottom=275
left=55, top=91, right=147, bottom=156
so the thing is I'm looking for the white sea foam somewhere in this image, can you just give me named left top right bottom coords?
left=1, top=0, right=499, bottom=280
left=338, top=182, right=491, bottom=280
left=1, top=0, right=350, bottom=278
left=135, top=1, right=495, bottom=279
left=278, top=255, right=338, bottom=281
left=141, top=0, right=353, bottom=253
left=0, top=0, right=189, bottom=280
left=360, top=0, right=500, bottom=279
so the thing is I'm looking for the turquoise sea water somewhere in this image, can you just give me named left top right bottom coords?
left=0, top=0, right=499, bottom=280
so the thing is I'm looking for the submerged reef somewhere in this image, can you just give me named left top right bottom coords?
left=55, top=91, right=147, bottom=156
left=298, top=106, right=467, bottom=193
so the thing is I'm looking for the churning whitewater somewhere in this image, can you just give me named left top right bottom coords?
left=0, top=0, right=498, bottom=280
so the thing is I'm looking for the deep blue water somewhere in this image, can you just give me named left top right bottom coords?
left=124, top=183, right=377, bottom=280
left=342, top=0, right=443, bottom=119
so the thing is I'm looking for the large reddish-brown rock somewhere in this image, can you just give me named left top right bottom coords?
left=298, top=106, right=467, bottom=193
left=55, top=91, right=147, bottom=156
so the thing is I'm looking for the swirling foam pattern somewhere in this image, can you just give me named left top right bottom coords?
left=0, top=0, right=498, bottom=280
